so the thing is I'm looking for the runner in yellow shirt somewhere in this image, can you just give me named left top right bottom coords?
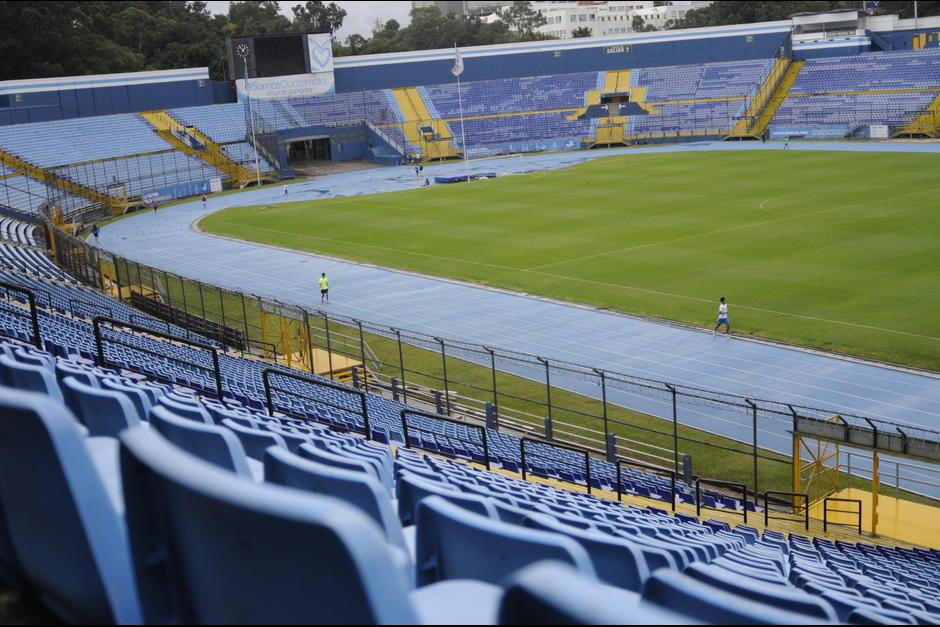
left=319, top=273, right=329, bottom=304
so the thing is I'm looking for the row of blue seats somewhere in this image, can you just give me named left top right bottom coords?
left=1, top=340, right=936, bottom=624
left=0, top=277, right=749, bottom=513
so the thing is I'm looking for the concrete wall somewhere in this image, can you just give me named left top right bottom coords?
left=332, top=24, right=792, bottom=91
left=0, top=69, right=232, bottom=126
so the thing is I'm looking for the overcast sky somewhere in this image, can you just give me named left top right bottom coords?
left=205, top=1, right=414, bottom=41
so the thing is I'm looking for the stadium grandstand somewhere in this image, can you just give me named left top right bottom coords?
left=0, top=3, right=940, bottom=625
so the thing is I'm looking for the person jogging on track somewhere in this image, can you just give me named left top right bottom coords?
left=319, top=273, right=329, bottom=304
left=713, top=297, right=731, bottom=336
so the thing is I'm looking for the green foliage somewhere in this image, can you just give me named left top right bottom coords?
left=334, top=4, right=554, bottom=58
left=572, top=26, right=593, bottom=39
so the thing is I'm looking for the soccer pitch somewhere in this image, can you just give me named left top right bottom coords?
left=201, top=150, right=940, bottom=371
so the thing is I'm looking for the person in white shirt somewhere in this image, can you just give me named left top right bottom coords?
left=713, top=297, right=731, bottom=336
left=283, top=184, right=288, bottom=197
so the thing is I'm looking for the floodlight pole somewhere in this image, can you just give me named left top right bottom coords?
left=241, top=55, right=262, bottom=188
left=456, top=63, right=470, bottom=183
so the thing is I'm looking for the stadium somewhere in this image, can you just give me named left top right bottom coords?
left=0, top=0, right=939, bottom=624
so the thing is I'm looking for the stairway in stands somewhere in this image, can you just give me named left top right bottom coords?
left=727, top=58, right=793, bottom=139
left=583, top=69, right=651, bottom=145
left=391, top=87, right=460, bottom=161
left=737, top=60, right=805, bottom=139
left=140, top=111, right=263, bottom=187
left=900, top=93, right=940, bottom=137
left=0, top=150, right=123, bottom=219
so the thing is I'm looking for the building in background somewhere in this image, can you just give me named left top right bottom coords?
left=471, top=1, right=715, bottom=40
left=412, top=1, right=514, bottom=16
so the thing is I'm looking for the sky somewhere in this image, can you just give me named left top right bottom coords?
left=205, top=1, right=414, bottom=41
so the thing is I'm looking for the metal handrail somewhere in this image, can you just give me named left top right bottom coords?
left=92, top=316, right=222, bottom=399
left=696, top=478, right=748, bottom=523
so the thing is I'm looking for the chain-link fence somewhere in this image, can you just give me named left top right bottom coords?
left=44, top=221, right=940, bottom=504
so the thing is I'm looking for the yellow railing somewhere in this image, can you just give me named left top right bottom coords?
left=140, top=111, right=266, bottom=187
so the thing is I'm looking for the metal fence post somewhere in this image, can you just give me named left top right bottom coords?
left=538, top=357, right=552, bottom=422
left=323, top=312, right=334, bottom=380
left=594, top=368, right=608, bottom=440
left=666, top=383, right=678, bottom=473
left=747, top=399, right=759, bottom=496
left=393, top=328, right=407, bottom=403
left=485, top=347, right=498, bottom=421
left=356, top=319, right=368, bottom=392
left=240, top=292, right=251, bottom=353
left=435, top=337, right=451, bottom=415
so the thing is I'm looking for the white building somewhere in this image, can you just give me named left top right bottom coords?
left=531, top=1, right=713, bottom=40
left=632, top=1, right=712, bottom=31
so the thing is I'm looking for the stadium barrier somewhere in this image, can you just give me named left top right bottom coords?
left=0, top=280, right=42, bottom=348
left=43, top=221, right=940, bottom=508
left=262, top=367, right=372, bottom=440
left=92, top=316, right=224, bottom=400
left=402, top=408, right=491, bottom=471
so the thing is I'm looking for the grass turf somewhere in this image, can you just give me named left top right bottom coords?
left=200, top=150, right=940, bottom=371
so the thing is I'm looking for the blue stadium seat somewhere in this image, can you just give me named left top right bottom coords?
left=397, top=473, right=496, bottom=526
left=414, top=496, right=595, bottom=587
left=263, top=447, right=413, bottom=560
left=119, top=426, right=502, bottom=624
left=298, top=442, right=385, bottom=486
left=220, top=418, right=286, bottom=459
left=101, top=377, right=154, bottom=422
left=157, top=394, right=214, bottom=424
left=683, top=562, right=838, bottom=621
left=498, top=561, right=686, bottom=625
left=0, top=354, right=62, bottom=401
left=61, top=376, right=143, bottom=437
left=522, top=512, right=652, bottom=592
left=150, top=405, right=261, bottom=480
left=642, top=568, right=829, bottom=625
left=0, top=388, right=141, bottom=623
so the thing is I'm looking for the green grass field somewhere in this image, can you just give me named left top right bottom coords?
left=201, top=150, right=940, bottom=371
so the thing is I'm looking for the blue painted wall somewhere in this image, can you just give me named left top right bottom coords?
left=0, top=79, right=232, bottom=126
left=333, top=31, right=791, bottom=92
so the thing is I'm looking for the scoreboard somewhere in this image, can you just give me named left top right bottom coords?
left=227, top=32, right=330, bottom=80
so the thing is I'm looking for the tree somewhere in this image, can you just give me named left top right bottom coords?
left=499, top=1, right=547, bottom=37
left=290, top=1, right=346, bottom=34
left=344, top=33, right=367, bottom=55
left=227, top=1, right=291, bottom=37
left=632, top=15, right=657, bottom=33
left=572, top=26, right=593, bottom=38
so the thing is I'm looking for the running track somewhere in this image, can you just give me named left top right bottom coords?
left=98, top=141, right=940, bottom=469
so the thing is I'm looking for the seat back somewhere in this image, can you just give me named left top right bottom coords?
left=54, top=361, right=101, bottom=388
left=298, top=443, right=382, bottom=484
left=683, top=562, right=837, bottom=620
left=101, top=378, right=153, bottom=423
left=119, top=426, right=418, bottom=624
left=523, top=512, right=651, bottom=592
left=157, top=395, right=213, bottom=424
left=499, top=561, right=684, bottom=625
left=0, top=355, right=62, bottom=402
left=150, top=405, right=253, bottom=478
left=0, top=388, right=140, bottom=623
left=397, top=473, right=496, bottom=526
left=221, top=419, right=286, bottom=460
left=62, top=377, right=142, bottom=437
left=415, top=496, right=595, bottom=586
left=642, top=568, right=825, bottom=625
left=263, top=447, right=408, bottom=553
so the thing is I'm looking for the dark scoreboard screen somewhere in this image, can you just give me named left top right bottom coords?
left=254, top=34, right=306, bottom=77
left=228, top=32, right=327, bottom=80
